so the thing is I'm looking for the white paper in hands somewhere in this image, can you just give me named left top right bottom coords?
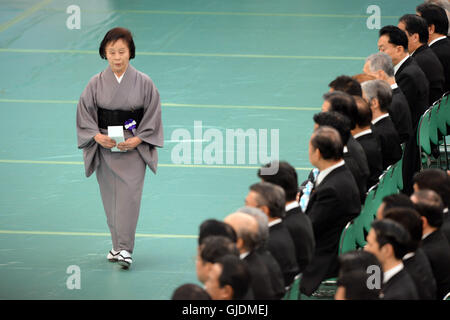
left=107, top=126, right=125, bottom=152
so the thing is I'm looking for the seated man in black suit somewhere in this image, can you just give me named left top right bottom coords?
left=258, top=161, right=315, bottom=273
left=411, top=190, right=450, bottom=299
left=237, top=206, right=286, bottom=299
left=352, top=96, right=383, bottom=189
left=204, top=254, right=251, bottom=300
left=361, top=79, right=402, bottom=170
left=417, top=3, right=450, bottom=92
left=245, top=182, right=299, bottom=287
left=224, top=211, right=276, bottom=300
left=384, top=207, right=437, bottom=300
left=398, top=14, right=445, bottom=105
left=363, top=52, right=413, bottom=144
left=335, top=250, right=383, bottom=300
left=299, top=126, right=361, bottom=296
left=413, top=169, right=450, bottom=244
left=328, top=75, right=363, bottom=97
left=364, top=219, right=419, bottom=300
left=318, top=97, right=370, bottom=202
left=196, top=235, right=239, bottom=285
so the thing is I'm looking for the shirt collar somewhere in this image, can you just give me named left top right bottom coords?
left=353, top=128, right=372, bottom=139
left=372, top=113, right=389, bottom=125
left=383, top=262, right=404, bottom=284
left=403, top=252, right=415, bottom=261
left=429, top=36, right=447, bottom=47
left=316, top=160, right=345, bottom=187
left=422, top=231, right=434, bottom=240
left=394, top=55, right=410, bottom=75
left=240, top=251, right=250, bottom=260
left=390, top=83, right=398, bottom=90
left=268, top=218, right=282, bottom=228
left=285, top=201, right=300, bottom=212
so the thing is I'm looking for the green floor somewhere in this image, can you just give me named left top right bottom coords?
left=0, top=0, right=414, bottom=299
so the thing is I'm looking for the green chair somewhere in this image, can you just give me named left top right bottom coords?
left=390, top=158, right=403, bottom=191
left=283, top=274, right=301, bottom=300
left=431, top=100, right=447, bottom=137
left=428, top=104, right=440, bottom=146
left=417, top=108, right=432, bottom=156
left=339, top=221, right=357, bottom=255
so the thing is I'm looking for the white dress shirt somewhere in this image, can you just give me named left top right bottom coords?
left=383, top=262, right=404, bottom=284
left=394, top=55, right=410, bottom=75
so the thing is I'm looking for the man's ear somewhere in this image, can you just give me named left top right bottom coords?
left=421, top=215, right=429, bottom=230
left=222, top=284, right=234, bottom=300
left=428, top=24, right=435, bottom=35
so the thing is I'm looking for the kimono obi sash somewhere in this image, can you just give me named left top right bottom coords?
left=97, top=107, right=144, bottom=130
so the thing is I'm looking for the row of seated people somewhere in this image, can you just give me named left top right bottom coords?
left=170, top=2, right=450, bottom=300
left=171, top=161, right=450, bottom=300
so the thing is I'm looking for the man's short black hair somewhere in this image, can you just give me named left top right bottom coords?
left=354, top=96, right=373, bottom=128
left=323, top=91, right=359, bottom=129
left=381, top=193, right=415, bottom=214
left=249, top=182, right=286, bottom=218
left=310, top=125, right=344, bottom=161
left=171, top=283, right=212, bottom=300
left=379, top=25, right=409, bottom=51
left=313, top=111, right=351, bottom=145
left=399, top=14, right=429, bottom=44
left=329, top=75, right=363, bottom=97
left=371, top=219, right=411, bottom=260
left=416, top=3, right=449, bottom=35
left=216, top=254, right=251, bottom=300
left=258, top=161, right=299, bottom=202
left=337, top=270, right=381, bottom=300
left=199, top=236, right=239, bottom=263
left=198, top=219, right=237, bottom=245
left=413, top=168, right=450, bottom=208
left=384, top=207, right=423, bottom=253
left=412, top=189, right=444, bottom=228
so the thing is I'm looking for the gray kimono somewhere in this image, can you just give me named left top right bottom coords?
left=76, top=64, right=163, bottom=253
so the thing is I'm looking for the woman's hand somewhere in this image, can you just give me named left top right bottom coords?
left=117, top=136, right=142, bottom=151
left=94, top=133, right=117, bottom=149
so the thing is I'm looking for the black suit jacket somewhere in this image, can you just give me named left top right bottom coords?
left=389, top=86, right=413, bottom=144
left=283, top=205, right=315, bottom=273
left=395, top=56, right=430, bottom=129
left=430, top=37, right=450, bottom=93
left=442, top=209, right=450, bottom=246
left=403, top=248, right=437, bottom=300
left=412, top=44, right=445, bottom=105
left=243, top=250, right=276, bottom=300
left=371, top=116, right=402, bottom=170
left=381, top=268, right=419, bottom=300
left=300, top=164, right=361, bottom=296
left=422, top=230, right=450, bottom=299
left=344, top=136, right=370, bottom=203
left=256, top=246, right=285, bottom=299
left=355, top=131, right=383, bottom=189
left=267, top=221, right=300, bottom=287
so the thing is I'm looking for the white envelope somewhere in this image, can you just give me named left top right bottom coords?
left=107, top=126, right=125, bottom=152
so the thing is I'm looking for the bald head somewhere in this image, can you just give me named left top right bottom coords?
left=224, top=212, right=259, bottom=253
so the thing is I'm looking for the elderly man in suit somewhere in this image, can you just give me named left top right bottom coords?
left=299, top=126, right=361, bottom=296
left=245, top=182, right=299, bottom=287
left=398, top=14, right=445, bottom=105
left=361, top=80, right=402, bottom=170
left=258, top=161, right=315, bottom=273
left=224, top=211, right=276, bottom=300
left=363, top=52, right=412, bottom=144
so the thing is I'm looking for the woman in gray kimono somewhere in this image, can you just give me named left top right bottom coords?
left=76, top=27, right=163, bottom=269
